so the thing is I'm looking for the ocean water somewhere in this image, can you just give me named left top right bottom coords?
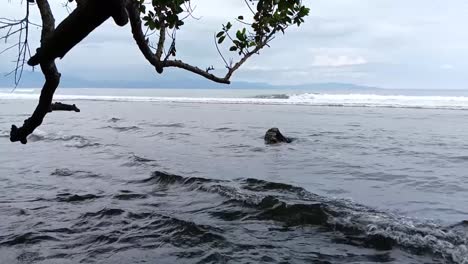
left=0, top=88, right=467, bottom=263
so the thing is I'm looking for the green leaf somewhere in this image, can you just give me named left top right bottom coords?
left=236, top=30, right=244, bottom=41
left=218, top=36, right=226, bottom=44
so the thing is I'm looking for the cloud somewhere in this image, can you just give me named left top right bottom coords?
left=441, top=64, right=455, bottom=70
left=311, top=55, right=368, bottom=67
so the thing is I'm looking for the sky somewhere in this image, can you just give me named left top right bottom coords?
left=1, top=0, right=468, bottom=89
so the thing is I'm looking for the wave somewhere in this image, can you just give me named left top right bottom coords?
left=253, top=94, right=290, bottom=99
left=212, top=127, right=241, bottom=133
left=133, top=171, right=468, bottom=263
left=286, top=93, right=468, bottom=110
left=0, top=129, right=9, bottom=138
left=149, top=123, right=185, bottom=128
left=0, top=232, right=59, bottom=246
left=108, top=117, right=121, bottom=123
left=51, top=168, right=101, bottom=178
left=103, top=125, right=141, bottom=132
left=3, top=92, right=468, bottom=110
left=11, top=89, right=36, bottom=93
left=3, top=169, right=466, bottom=263
left=26, top=130, right=101, bottom=148
left=113, top=190, right=148, bottom=200
left=56, top=193, right=101, bottom=203
left=121, top=154, right=158, bottom=167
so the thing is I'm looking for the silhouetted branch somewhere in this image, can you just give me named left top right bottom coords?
left=154, top=11, right=165, bottom=61
left=213, top=33, right=229, bottom=68
left=126, top=1, right=275, bottom=85
left=10, top=0, right=61, bottom=144
left=27, top=0, right=129, bottom=67
left=49, top=102, right=80, bottom=112
left=10, top=0, right=131, bottom=144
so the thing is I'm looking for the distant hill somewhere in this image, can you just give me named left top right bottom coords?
left=0, top=71, right=378, bottom=91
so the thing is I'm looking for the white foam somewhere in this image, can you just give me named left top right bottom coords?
left=2, top=91, right=468, bottom=110
left=288, top=93, right=468, bottom=109
left=13, top=89, right=37, bottom=93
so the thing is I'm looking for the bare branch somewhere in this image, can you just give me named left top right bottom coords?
left=244, top=0, right=256, bottom=15
left=0, top=1, right=32, bottom=87
left=180, top=1, right=201, bottom=21
left=0, top=42, right=20, bottom=55
left=213, top=33, right=229, bottom=68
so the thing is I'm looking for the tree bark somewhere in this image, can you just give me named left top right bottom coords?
left=10, top=0, right=60, bottom=144
left=28, top=0, right=128, bottom=66
left=49, top=102, right=80, bottom=112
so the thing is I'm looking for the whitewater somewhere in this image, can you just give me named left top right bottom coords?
left=2, top=88, right=468, bottom=110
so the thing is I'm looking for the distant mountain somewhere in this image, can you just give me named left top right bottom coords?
left=0, top=71, right=378, bottom=91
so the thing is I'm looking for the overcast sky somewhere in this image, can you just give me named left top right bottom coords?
left=1, top=0, right=468, bottom=89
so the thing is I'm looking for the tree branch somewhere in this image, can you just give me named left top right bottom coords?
left=10, top=0, right=131, bottom=144
left=27, top=0, right=129, bottom=67
left=154, top=11, right=166, bottom=63
left=49, top=102, right=80, bottom=112
left=164, top=59, right=230, bottom=83
left=127, top=1, right=162, bottom=72
left=10, top=0, right=61, bottom=144
left=127, top=2, right=271, bottom=85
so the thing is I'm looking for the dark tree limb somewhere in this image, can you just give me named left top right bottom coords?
left=10, top=0, right=60, bottom=144
left=126, top=2, right=276, bottom=85
left=28, top=0, right=129, bottom=66
left=11, top=0, right=128, bottom=144
left=127, top=1, right=164, bottom=73
left=154, top=11, right=166, bottom=65
left=126, top=2, right=229, bottom=83
left=49, top=102, right=81, bottom=112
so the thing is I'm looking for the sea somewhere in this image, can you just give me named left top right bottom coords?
left=0, top=88, right=467, bottom=264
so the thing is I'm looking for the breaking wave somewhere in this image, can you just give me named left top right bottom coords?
left=103, top=125, right=141, bottom=132
left=1, top=169, right=467, bottom=263
left=3, top=91, right=468, bottom=110
left=26, top=130, right=101, bottom=148
left=133, top=171, right=468, bottom=263
left=253, top=94, right=291, bottom=99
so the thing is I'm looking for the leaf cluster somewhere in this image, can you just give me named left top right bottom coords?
left=139, top=0, right=188, bottom=30
left=216, top=0, right=309, bottom=56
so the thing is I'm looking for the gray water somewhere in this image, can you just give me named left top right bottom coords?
left=0, top=89, right=467, bottom=263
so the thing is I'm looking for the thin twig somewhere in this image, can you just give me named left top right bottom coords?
left=214, top=33, right=229, bottom=68
left=0, top=0, right=32, bottom=87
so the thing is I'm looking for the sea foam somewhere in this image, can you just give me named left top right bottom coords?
left=2, top=91, right=468, bottom=110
